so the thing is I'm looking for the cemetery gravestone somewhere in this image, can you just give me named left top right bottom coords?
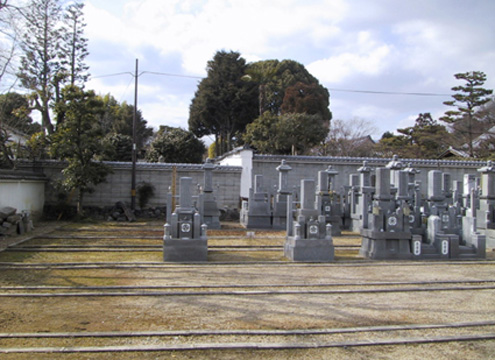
left=272, top=160, right=292, bottom=230
left=202, top=159, right=221, bottom=229
left=240, top=174, right=272, bottom=229
left=360, top=168, right=414, bottom=260
left=284, top=179, right=334, bottom=262
left=163, top=177, right=208, bottom=262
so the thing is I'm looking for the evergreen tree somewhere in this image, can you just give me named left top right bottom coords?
left=18, top=0, right=91, bottom=133
left=146, top=126, right=205, bottom=164
left=243, top=112, right=328, bottom=155
left=51, top=85, right=110, bottom=215
left=0, top=92, right=41, bottom=134
left=378, top=113, right=452, bottom=159
left=189, top=51, right=258, bottom=156
left=440, top=71, right=493, bottom=157
left=247, top=59, right=331, bottom=122
left=18, top=0, right=63, bottom=134
left=98, top=94, right=153, bottom=155
left=61, top=1, right=89, bottom=87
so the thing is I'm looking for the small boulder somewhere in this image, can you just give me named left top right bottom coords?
left=0, top=206, right=16, bottom=220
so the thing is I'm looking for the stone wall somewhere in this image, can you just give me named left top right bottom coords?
left=219, top=148, right=486, bottom=199
left=17, top=160, right=242, bottom=211
left=13, top=152, right=488, bottom=215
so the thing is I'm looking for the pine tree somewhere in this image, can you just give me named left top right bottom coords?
left=440, top=71, right=493, bottom=157
left=61, top=1, right=89, bottom=87
left=18, top=0, right=63, bottom=134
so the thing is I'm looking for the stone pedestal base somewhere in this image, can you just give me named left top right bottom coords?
left=360, top=230, right=413, bottom=260
left=244, top=215, right=272, bottom=229
left=163, top=238, right=208, bottom=262
left=284, top=238, right=334, bottom=262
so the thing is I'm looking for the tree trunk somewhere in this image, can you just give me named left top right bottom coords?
left=77, top=189, right=84, bottom=216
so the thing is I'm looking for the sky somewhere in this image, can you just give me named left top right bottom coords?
left=83, top=0, right=495, bottom=141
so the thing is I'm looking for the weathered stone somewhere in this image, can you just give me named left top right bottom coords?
left=7, top=214, right=22, bottom=224
left=0, top=206, right=16, bottom=220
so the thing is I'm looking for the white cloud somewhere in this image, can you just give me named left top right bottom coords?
left=86, top=0, right=348, bottom=74
left=82, top=0, right=495, bottom=137
left=307, top=31, right=392, bottom=83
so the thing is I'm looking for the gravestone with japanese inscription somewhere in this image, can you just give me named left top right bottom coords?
left=284, top=179, right=334, bottom=262
left=163, top=177, right=208, bottom=262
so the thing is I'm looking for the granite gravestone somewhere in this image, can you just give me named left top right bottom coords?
left=163, top=177, right=208, bottom=262
left=284, top=179, right=334, bottom=262
left=202, top=159, right=221, bottom=229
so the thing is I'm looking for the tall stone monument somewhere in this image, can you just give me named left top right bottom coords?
left=360, top=168, right=414, bottom=260
left=240, top=174, right=272, bottom=229
left=202, top=158, right=221, bottom=229
left=272, top=160, right=292, bottom=229
left=316, top=165, right=342, bottom=235
left=163, top=177, right=208, bottom=262
left=477, top=161, right=495, bottom=248
left=284, top=179, right=334, bottom=262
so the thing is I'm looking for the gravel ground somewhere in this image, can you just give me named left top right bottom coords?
left=0, top=220, right=494, bottom=359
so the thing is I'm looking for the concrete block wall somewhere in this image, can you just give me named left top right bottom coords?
left=217, top=148, right=486, bottom=199
left=15, top=152, right=488, bottom=213
left=20, top=160, right=242, bottom=210
left=252, top=154, right=485, bottom=197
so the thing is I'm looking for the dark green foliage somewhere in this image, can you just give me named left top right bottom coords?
left=101, top=133, right=133, bottom=162
left=25, top=131, right=49, bottom=161
left=137, top=182, right=155, bottom=209
left=0, top=127, right=14, bottom=168
left=0, top=92, right=41, bottom=135
left=377, top=113, right=452, bottom=159
left=281, top=81, right=331, bottom=122
left=440, top=71, right=493, bottom=157
left=98, top=94, right=153, bottom=157
left=244, top=112, right=328, bottom=155
left=189, top=53, right=331, bottom=157
left=51, top=85, right=111, bottom=215
left=146, top=126, right=205, bottom=164
left=247, top=59, right=331, bottom=121
left=189, top=51, right=259, bottom=156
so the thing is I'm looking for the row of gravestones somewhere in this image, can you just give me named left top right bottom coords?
left=162, top=175, right=335, bottom=262
left=162, top=157, right=492, bottom=262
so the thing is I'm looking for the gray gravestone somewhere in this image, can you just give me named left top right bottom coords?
left=163, top=177, right=208, bottom=262
left=360, top=167, right=413, bottom=260
left=284, top=179, right=334, bottom=262
left=202, top=159, right=221, bottom=229
left=241, top=174, right=272, bottom=229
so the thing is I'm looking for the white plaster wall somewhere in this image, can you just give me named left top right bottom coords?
left=0, top=180, right=45, bottom=214
left=218, top=148, right=253, bottom=199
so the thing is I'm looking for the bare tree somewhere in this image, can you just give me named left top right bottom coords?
left=315, top=118, right=378, bottom=157
left=0, top=0, right=23, bottom=91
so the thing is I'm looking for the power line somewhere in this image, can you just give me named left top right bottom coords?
left=92, top=70, right=452, bottom=97
left=92, top=72, right=134, bottom=79
left=92, top=71, right=203, bottom=80
left=141, top=71, right=204, bottom=80
left=327, top=88, right=451, bottom=97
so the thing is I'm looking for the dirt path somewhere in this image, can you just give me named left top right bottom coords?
left=0, top=221, right=494, bottom=359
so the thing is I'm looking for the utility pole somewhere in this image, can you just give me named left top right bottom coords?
left=131, top=59, right=138, bottom=211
